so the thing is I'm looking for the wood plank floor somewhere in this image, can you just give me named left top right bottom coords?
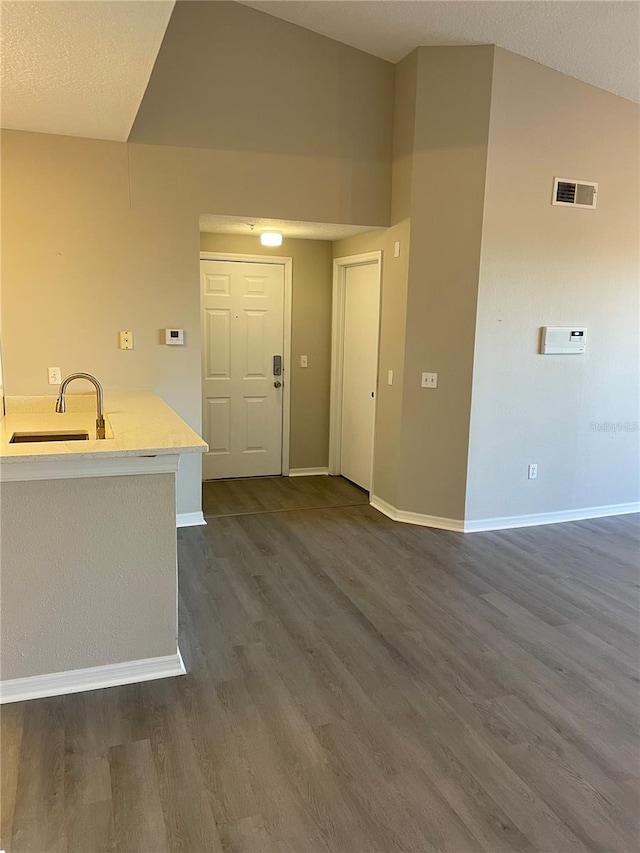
left=202, top=475, right=368, bottom=518
left=2, top=476, right=639, bottom=852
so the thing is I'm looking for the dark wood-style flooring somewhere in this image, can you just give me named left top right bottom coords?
left=2, top=476, right=639, bottom=852
left=202, top=474, right=368, bottom=518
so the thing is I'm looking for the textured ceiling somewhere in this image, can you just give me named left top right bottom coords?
left=0, top=1, right=175, bottom=140
left=200, top=214, right=379, bottom=242
left=242, top=1, right=640, bottom=103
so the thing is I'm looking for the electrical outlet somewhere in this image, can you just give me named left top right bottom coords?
left=300, top=355, right=308, bottom=368
left=421, top=372, right=437, bottom=389
left=119, top=331, right=133, bottom=350
left=528, top=463, right=538, bottom=480
left=48, top=367, right=61, bottom=385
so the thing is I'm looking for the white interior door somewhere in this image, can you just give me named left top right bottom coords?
left=201, top=259, right=285, bottom=479
left=340, top=262, right=381, bottom=491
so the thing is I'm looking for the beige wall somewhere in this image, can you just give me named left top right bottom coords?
left=333, top=221, right=411, bottom=505
left=130, top=1, right=394, bottom=227
left=0, top=335, right=4, bottom=418
left=396, top=46, right=495, bottom=520
left=331, top=53, right=417, bottom=507
left=3, top=38, right=636, bottom=529
left=1, top=473, right=177, bottom=680
left=200, top=233, right=333, bottom=469
left=1, top=88, right=390, bottom=513
left=391, top=51, right=418, bottom=225
left=466, top=49, right=640, bottom=521
left=1, top=10, right=392, bottom=512
left=1, top=131, right=203, bottom=514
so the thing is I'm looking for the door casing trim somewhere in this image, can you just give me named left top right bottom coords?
left=200, top=252, right=292, bottom=476
left=329, top=251, right=382, bottom=490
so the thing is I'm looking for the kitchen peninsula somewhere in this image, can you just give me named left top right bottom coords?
left=0, top=390, right=207, bottom=703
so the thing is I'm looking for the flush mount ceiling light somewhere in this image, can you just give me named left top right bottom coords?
left=260, top=231, right=283, bottom=247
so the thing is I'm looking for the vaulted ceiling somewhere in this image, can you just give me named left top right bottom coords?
left=243, top=1, right=640, bottom=103
left=1, top=0, right=638, bottom=143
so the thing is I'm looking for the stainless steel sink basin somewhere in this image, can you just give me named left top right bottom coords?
left=10, top=430, right=90, bottom=443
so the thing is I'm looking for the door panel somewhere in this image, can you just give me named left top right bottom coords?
left=340, top=262, right=380, bottom=491
left=206, top=397, right=231, bottom=453
left=201, top=260, right=285, bottom=479
left=204, top=309, right=230, bottom=377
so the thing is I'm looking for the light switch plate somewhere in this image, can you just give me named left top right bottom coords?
left=393, top=241, right=401, bottom=258
left=300, top=355, right=308, bottom=368
left=421, top=372, right=437, bottom=389
left=387, top=369, right=393, bottom=385
left=119, top=331, right=133, bottom=350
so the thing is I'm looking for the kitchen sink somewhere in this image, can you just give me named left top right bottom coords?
left=10, top=430, right=91, bottom=443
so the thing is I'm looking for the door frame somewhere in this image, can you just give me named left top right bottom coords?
left=329, top=251, right=382, bottom=485
left=200, top=251, right=293, bottom=476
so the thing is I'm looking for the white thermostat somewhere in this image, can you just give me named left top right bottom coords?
left=541, top=326, right=587, bottom=354
left=164, top=328, right=184, bottom=346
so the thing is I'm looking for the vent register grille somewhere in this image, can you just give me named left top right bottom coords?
left=552, top=177, right=597, bottom=209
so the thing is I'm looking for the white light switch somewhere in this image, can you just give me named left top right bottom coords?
left=387, top=369, right=393, bottom=385
left=300, top=355, right=308, bottom=368
left=48, top=367, right=61, bottom=385
left=119, top=331, right=133, bottom=350
left=393, top=241, right=401, bottom=258
left=421, top=372, right=438, bottom=389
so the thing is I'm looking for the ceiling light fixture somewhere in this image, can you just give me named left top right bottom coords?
left=260, top=231, right=283, bottom=247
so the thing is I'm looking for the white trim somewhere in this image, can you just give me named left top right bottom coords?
left=200, top=252, right=292, bottom=476
left=463, top=502, right=640, bottom=532
left=177, top=511, right=207, bottom=527
left=0, top=650, right=186, bottom=705
left=371, top=495, right=639, bottom=534
left=0, top=453, right=179, bottom=483
left=288, top=467, right=329, bottom=477
left=370, top=495, right=464, bottom=532
left=329, top=252, right=383, bottom=487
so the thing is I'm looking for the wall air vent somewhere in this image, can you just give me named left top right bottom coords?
left=552, top=177, right=598, bottom=209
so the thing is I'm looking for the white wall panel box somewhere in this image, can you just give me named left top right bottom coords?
left=541, top=327, right=587, bottom=354
left=164, top=329, right=184, bottom=345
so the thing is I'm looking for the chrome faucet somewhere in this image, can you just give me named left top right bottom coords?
left=55, top=372, right=106, bottom=439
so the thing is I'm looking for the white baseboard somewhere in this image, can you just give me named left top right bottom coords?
left=177, top=511, right=207, bottom=528
left=464, top=501, right=640, bottom=532
left=370, top=495, right=640, bottom=534
left=370, top=495, right=464, bottom=532
left=288, top=467, right=329, bottom=477
left=0, top=650, right=186, bottom=704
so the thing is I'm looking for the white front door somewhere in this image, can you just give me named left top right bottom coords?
left=340, top=261, right=381, bottom=491
left=201, top=259, right=285, bottom=479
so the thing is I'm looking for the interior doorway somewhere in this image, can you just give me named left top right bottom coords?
left=329, top=252, right=382, bottom=492
left=200, top=252, right=292, bottom=480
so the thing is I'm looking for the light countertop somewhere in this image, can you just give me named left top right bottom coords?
left=0, top=391, right=208, bottom=464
